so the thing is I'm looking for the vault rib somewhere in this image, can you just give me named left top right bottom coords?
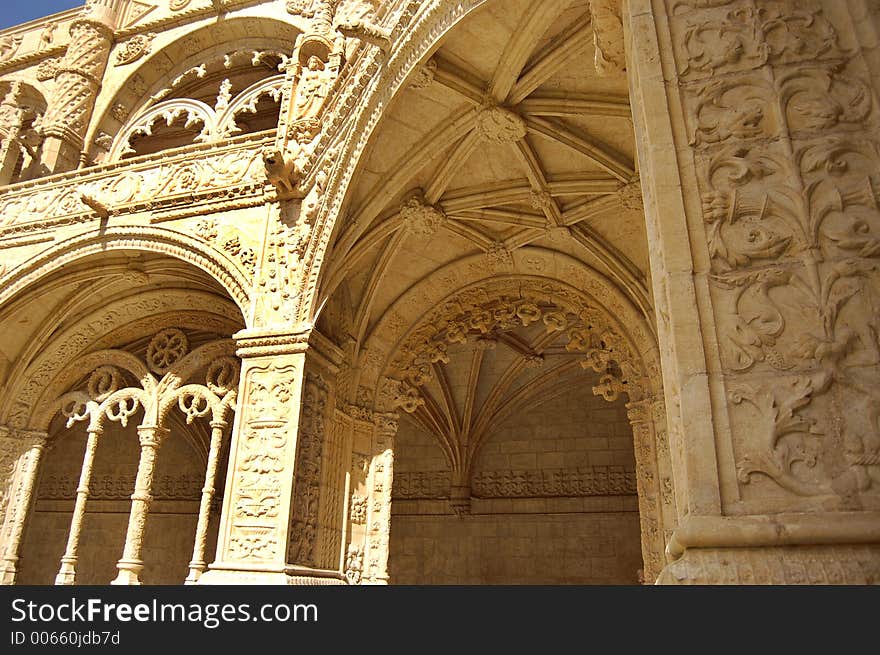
left=323, top=215, right=401, bottom=301
left=488, top=0, right=573, bottom=104
left=519, top=93, right=631, bottom=118
left=432, top=361, right=462, bottom=440
left=425, top=130, right=480, bottom=204
left=343, top=106, right=478, bottom=257
left=568, top=224, right=652, bottom=318
left=512, top=138, right=564, bottom=226
left=432, top=56, right=487, bottom=105
left=507, top=14, right=594, bottom=105
left=450, top=208, right=546, bottom=229
left=523, top=114, right=635, bottom=181
left=461, top=347, right=484, bottom=439
left=442, top=219, right=496, bottom=251
left=354, top=229, right=407, bottom=348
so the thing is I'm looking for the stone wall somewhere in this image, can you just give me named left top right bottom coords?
left=389, top=384, right=643, bottom=584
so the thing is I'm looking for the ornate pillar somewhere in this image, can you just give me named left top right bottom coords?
left=111, top=425, right=168, bottom=585
left=185, top=419, right=228, bottom=584
left=0, top=82, right=26, bottom=185
left=39, top=0, right=116, bottom=174
left=625, top=397, right=668, bottom=583
left=0, top=428, right=47, bottom=585
left=361, top=413, right=397, bottom=585
left=199, top=330, right=345, bottom=584
left=55, top=426, right=101, bottom=585
left=626, top=0, right=880, bottom=582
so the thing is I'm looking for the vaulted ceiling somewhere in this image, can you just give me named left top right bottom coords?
left=318, top=0, right=649, bottom=474
left=321, top=0, right=649, bottom=343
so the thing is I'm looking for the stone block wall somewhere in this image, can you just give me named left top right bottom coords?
left=390, top=384, right=643, bottom=584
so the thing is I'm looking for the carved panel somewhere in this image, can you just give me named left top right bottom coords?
left=287, top=373, right=328, bottom=566
left=669, top=0, right=880, bottom=509
left=0, top=135, right=271, bottom=230
left=226, top=363, right=298, bottom=563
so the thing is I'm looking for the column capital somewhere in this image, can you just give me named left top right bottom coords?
left=233, top=327, right=312, bottom=359
left=135, top=425, right=169, bottom=448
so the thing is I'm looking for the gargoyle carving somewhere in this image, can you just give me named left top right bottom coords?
left=262, top=146, right=302, bottom=198
left=337, top=20, right=391, bottom=52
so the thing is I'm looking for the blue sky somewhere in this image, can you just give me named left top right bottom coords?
left=1, top=1, right=83, bottom=30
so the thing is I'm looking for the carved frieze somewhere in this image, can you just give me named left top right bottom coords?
left=38, top=473, right=204, bottom=501
left=392, top=466, right=637, bottom=500
left=0, top=135, right=271, bottom=230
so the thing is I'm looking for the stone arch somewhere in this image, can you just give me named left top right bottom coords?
left=351, top=249, right=671, bottom=581
left=298, top=0, right=504, bottom=323
left=303, top=0, right=675, bottom=583
left=0, top=246, right=245, bottom=585
left=87, top=16, right=301, bottom=162
left=358, top=248, right=660, bottom=403
left=0, top=226, right=253, bottom=319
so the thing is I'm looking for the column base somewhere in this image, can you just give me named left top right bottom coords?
left=0, top=560, right=18, bottom=585
left=55, top=560, right=77, bottom=585
left=198, top=563, right=347, bottom=585
left=111, top=561, right=143, bottom=585
left=658, top=545, right=880, bottom=585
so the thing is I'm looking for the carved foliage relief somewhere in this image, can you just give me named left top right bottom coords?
left=0, top=137, right=269, bottom=229
left=287, top=373, right=328, bottom=566
left=670, top=0, right=880, bottom=505
left=227, top=363, right=298, bottom=563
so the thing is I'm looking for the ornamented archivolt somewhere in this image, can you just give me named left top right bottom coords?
left=383, top=278, right=644, bottom=412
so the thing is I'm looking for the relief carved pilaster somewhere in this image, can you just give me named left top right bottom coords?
left=362, top=412, right=397, bottom=584
left=631, top=0, right=880, bottom=581
left=0, top=428, right=47, bottom=585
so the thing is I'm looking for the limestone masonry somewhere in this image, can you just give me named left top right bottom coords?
left=0, top=0, right=878, bottom=585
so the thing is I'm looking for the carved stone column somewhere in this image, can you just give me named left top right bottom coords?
left=0, top=82, right=26, bottom=185
left=55, top=426, right=102, bottom=585
left=39, top=0, right=116, bottom=174
left=185, top=419, right=228, bottom=584
left=627, top=0, right=880, bottom=582
left=199, top=330, right=345, bottom=584
left=0, top=428, right=47, bottom=585
left=111, top=425, right=168, bottom=585
left=361, top=413, right=397, bottom=585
